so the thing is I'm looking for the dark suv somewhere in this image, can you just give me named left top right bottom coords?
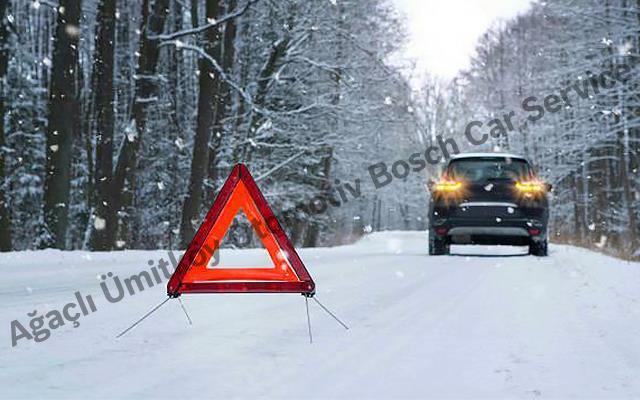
left=428, top=153, right=550, bottom=256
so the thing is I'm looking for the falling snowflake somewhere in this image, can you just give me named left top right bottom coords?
left=65, top=25, right=80, bottom=37
left=496, top=217, right=502, bottom=223
left=588, top=223, right=596, bottom=231
left=93, top=216, right=106, bottom=231
left=42, top=57, right=52, bottom=67
left=484, top=183, right=494, bottom=192
left=384, top=96, right=393, bottom=105
left=49, top=144, right=59, bottom=152
left=507, top=207, right=514, bottom=214
left=363, top=225, right=373, bottom=233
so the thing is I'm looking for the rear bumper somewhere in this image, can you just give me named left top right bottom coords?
left=430, top=203, right=548, bottom=245
left=448, top=226, right=529, bottom=236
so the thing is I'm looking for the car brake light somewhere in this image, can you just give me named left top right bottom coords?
left=527, top=228, right=541, bottom=236
left=435, top=227, right=448, bottom=236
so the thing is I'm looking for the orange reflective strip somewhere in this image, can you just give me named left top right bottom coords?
left=184, top=268, right=293, bottom=282
left=181, top=182, right=297, bottom=283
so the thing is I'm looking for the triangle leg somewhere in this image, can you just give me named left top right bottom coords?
left=178, top=297, right=193, bottom=326
left=312, top=296, right=349, bottom=330
left=116, top=297, right=172, bottom=338
left=305, top=296, right=313, bottom=344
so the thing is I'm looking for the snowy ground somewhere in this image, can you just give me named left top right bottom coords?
left=1, top=231, right=640, bottom=399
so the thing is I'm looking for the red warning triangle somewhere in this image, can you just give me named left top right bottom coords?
left=167, top=164, right=315, bottom=296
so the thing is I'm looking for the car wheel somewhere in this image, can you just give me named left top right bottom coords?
left=529, top=239, right=548, bottom=256
left=429, top=238, right=450, bottom=255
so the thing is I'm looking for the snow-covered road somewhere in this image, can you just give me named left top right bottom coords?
left=1, top=231, right=640, bottom=399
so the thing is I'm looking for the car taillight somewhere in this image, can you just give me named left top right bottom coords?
left=435, top=227, right=448, bottom=236
left=434, top=179, right=462, bottom=192
left=515, top=180, right=546, bottom=194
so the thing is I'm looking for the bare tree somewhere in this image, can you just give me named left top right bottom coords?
left=88, top=0, right=117, bottom=250
left=0, top=0, right=11, bottom=251
left=179, top=0, right=222, bottom=248
left=111, top=0, right=170, bottom=249
left=41, top=0, right=82, bottom=249
left=205, top=0, right=239, bottom=205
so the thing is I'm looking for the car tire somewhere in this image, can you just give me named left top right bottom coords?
left=529, top=239, right=548, bottom=256
left=429, top=237, right=450, bottom=255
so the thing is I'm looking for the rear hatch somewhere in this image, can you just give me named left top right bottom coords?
left=445, top=156, right=531, bottom=219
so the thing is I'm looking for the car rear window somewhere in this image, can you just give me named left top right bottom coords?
left=446, top=157, right=532, bottom=183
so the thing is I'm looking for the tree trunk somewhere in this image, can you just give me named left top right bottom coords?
left=230, top=16, right=251, bottom=164
left=179, top=0, right=222, bottom=248
left=41, top=0, right=81, bottom=249
left=619, top=136, right=638, bottom=251
left=303, top=147, right=333, bottom=247
left=166, top=0, right=184, bottom=250
left=0, top=0, right=12, bottom=251
left=111, top=0, right=170, bottom=249
left=205, top=0, right=238, bottom=205
left=242, top=36, right=290, bottom=161
left=88, top=0, right=117, bottom=251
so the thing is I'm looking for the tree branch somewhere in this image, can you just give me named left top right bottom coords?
left=150, top=0, right=260, bottom=42
left=163, top=41, right=254, bottom=107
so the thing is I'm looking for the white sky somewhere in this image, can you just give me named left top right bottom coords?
left=392, top=0, right=533, bottom=81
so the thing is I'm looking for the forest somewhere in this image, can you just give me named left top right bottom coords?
left=1, top=0, right=639, bottom=260
left=0, top=0, right=422, bottom=252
